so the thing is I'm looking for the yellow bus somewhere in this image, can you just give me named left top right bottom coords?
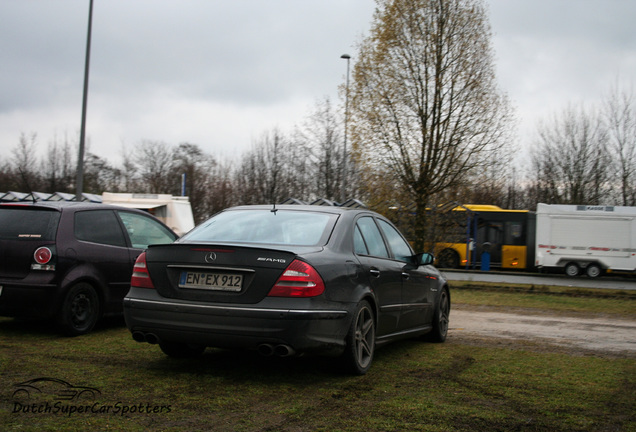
left=433, top=205, right=536, bottom=270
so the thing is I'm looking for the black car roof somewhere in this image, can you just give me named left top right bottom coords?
left=226, top=204, right=372, bottom=216
left=0, top=201, right=146, bottom=213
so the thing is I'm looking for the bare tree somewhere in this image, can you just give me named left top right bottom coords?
left=349, top=0, right=513, bottom=249
left=171, top=143, right=218, bottom=223
left=42, top=132, right=76, bottom=193
left=0, top=162, right=14, bottom=192
left=296, top=97, right=344, bottom=201
left=235, top=129, right=293, bottom=205
left=203, top=159, right=235, bottom=219
left=285, top=134, right=314, bottom=201
left=604, top=83, right=636, bottom=206
left=82, top=153, right=122, bottom=194
left=12, top=132, right=41, bottom=191
left=134, top=140, right=175, bottom=193
left=120, top=143, right=140, bottom=192
left=530, top=104, right=610, bottom=205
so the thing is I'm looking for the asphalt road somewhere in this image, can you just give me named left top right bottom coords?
left=442, top=270, right=636, bottom=290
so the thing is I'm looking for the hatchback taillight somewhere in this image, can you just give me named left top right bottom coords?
left=268, top=259, right=325, bottom=297
left=31, top=246, right=55, bottom=271
left=131, top=252, right=155, bottom=289
left=34, top=247, right=52, bottom=264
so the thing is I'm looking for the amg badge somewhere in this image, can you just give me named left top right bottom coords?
left=257, top=257, right=286, bottom=264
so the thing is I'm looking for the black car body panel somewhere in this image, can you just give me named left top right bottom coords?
left=0, top=201, right=178, bottom=334
left=123, top=205, right=450, bottom=372
left=125, top=288, right=352, bottom=355
left=145, top=244, right=308, bottom=304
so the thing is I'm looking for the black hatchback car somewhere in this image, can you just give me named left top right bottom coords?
left=0, top=201, right=178, bottom=335
left=124, top=205, right=450, bottom=374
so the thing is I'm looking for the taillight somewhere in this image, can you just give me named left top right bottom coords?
left=34, top=247, right=52, bottom=264
left=31, top=246, right=55, bottom=271
left=268, top=260, right=325, bottom=297
left=131, top=252, right=155, bottom=289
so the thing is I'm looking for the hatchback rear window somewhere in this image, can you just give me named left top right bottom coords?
left=0, top=207, right=60, bottom=241
left=181, top=209, right=336, bottom=246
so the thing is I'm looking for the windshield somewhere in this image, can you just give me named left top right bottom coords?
left=0, top=207, right=60, bottom=241
left=180, top=209, right=337, bottom=246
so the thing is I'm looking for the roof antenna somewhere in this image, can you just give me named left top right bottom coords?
left=271, top=203, right=278, bottom=215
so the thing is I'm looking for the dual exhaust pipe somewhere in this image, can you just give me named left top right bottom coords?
left=257, top=343, right=296, bottom=357
left=133, top=332, right=296, bottom=358
left=132, top=331, right=160, bottom=345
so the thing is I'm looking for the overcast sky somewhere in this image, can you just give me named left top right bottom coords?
left=1, top=0, right=635, bottom=169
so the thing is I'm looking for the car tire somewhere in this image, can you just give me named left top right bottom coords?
left=58, top=282, right=100, bottom=336
left=564, top=262, right=580, bottom=277
left=425, top=288, right=450, bottom=343
left=586, top=263, right=602, bottom=278
left=341, top=300, right=375, bottom=375
left=438, top=249, right=460, bottom=269
left=159, top=341, right=206, bottom=358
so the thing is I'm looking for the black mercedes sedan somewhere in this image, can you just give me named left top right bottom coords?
left=124, top=205, right=450, bottom=374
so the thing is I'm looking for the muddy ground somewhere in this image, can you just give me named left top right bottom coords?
left=449, top=305, right=636, bottom=358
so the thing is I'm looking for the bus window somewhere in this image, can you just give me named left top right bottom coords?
left=477, top=222, right=503, bottom=244
left=505, top=222, right=523, bottom=245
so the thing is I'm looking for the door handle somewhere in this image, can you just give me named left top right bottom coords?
left=369, top=268, right=381, bottom=278
left=401, top=272, right=410, bottom=280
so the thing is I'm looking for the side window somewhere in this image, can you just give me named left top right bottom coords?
left=378, top=219, right=413, bottom=263
left=118, top=211, right=176, bottom=249
left=505, top=222, right=524, bottom=245
left=356, top=217, right=389, bottom=258
left=75, top=210, right=127, bottom=247
left=354, top=225, right=369, bottom=255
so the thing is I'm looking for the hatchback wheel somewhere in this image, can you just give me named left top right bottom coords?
left=341, top=300, right=375, bottom=375
left=58, top=282, right=100, bottom=336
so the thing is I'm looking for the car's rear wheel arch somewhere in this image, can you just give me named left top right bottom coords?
left=360, top=294, right=378, bottom=328
left=60, top=274, right=107, bottom=310
left=442, top=284, right=451, bottom=309
left=347, top=284, right=378, bottom=328
left=59, top=264, right=109, bottom=305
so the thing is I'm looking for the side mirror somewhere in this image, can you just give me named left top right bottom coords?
left=416, top=252, right=435, bottom=266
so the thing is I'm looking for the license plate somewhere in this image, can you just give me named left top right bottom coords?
left=179, top=271, right=243, bottom=291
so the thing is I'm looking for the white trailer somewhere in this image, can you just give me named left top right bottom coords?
left=102, top=192, right=195, bottom=236
left=535, top=203, right=636, bottom=277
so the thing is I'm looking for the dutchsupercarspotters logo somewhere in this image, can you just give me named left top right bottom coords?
left=10, top=377, right=171, bottom=417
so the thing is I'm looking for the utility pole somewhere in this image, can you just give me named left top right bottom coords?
left=340, top=53, right=351, bottom=204
left=75, top=0, right=94, bottom=200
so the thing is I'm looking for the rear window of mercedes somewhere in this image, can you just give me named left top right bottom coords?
left=181, top=209, right=337, bottom=246
left=0, top=207, right=60, bottom=241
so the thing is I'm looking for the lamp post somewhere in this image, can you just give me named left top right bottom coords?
left=75, top=0, right=94, bottom=201
left=340, top=53, right=351, bottom=204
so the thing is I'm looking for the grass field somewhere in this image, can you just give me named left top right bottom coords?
left=1, top=285, right=634, bottom=431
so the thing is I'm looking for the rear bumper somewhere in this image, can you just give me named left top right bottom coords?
left=0, top=282, right=59, bottom=318
left=123, top=288, right=352, bottom=356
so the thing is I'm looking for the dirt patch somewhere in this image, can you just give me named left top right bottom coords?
left=449, top=304, right=636, bottom=358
